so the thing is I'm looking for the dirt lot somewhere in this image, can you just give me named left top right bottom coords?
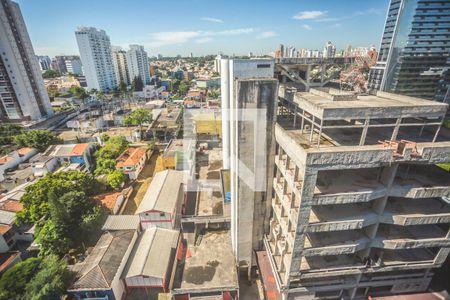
left=120, top=152, right=159, bottom=214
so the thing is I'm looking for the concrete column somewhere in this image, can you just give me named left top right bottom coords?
left=321, top=64, right=327, bottom=83
left=306, top=65, right=311, bottom=84
left=220, top=59, right=230, bottom=169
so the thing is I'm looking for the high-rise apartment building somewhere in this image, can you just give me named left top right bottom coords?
left=221, top=59, right=278, bottom=274
left=0, top=0, right=53, bottom=121
left=126, top=44, right=150, bottom=85
left=36, top=55, right=51, bottom=71
left=323, top=41, right=336, bottom=58
left=64, top=56, right=83, bottom=75
left=75, top=27, right=117, bottom=91
left=368, top=0, right=450, bottom=103
left=112, top=46, right=130, bottom=86
left=260, top=85, right=450, bottom=299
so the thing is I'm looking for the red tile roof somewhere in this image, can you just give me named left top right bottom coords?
left=0, top=200, right=23, bottom=213
left=71, top=143, right=90, bottom=156
left=0, top=251, right=20, bottom=273
left=95, top=192, right=123, bottom=211
left=0, top=224, right=12, bottom=235
left=0, top=155, right=13, bottom=165
left=17, top=147, right=34, bottom=156
left=116, top=147, right=147, bottom=168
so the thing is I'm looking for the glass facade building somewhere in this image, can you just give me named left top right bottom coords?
left=368, top=0, right=450, bottom=103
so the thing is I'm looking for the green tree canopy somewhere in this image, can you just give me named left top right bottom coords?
left=0, top=257, right=42, bottom=300
left=119, top=81, right=127, bottom=94
left=17, top=171, right=97, bottom=225
left=95, top=136, right=129, bottom=160
left=13, top=130, right=62, bottom=152
left=24, top=255, right=73, bottom=300
left=124, top=108, right=152, bottom=140
left=69, top=86, right=88, bottom=100
left=132, top=76, right=144, bottom=92
left=107, top=169, right=126, bottom=189
left=94, top=157, right=116, bottom=176
left=42, top=69, right=60, bottom=79
left=178, top=80, right=191, bottom=96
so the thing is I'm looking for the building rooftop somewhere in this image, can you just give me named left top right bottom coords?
left=102, top=215, right=140, bottom=231
left=0, top=251, right=20, bottom=273
left=17, top=147, right=35, bottom=156
left=116, top=147, right=147, bottom=168
left=0, top=200, right=23, bottom=213
left=0, top=209, right=16, bottom=225
left=0, top=224, right=12, bottom=235
left=123, top=228, right=179, bottom=280
left=69, top=230, right=135, bottom=291
left=95, top=191, right=123, bottom=211
left=292, top=88, right=448, bottom=121
left=175, top=230, right=238, bottom=293
left=136, top=170, right=184, bottom=215
left=44, top=143, right=91, bottom=157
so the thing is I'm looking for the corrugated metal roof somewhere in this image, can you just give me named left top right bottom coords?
left=135, top=170, right=184, bottom=214
left=70, top=230, right=135, bottom=290
left=123, top=228, right=179, bottom=280
left=102, top=215, right=140, bottom=231
left=0, top=209, right=16, bottom=225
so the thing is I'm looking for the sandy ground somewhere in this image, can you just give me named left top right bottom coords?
left=120, top=152, right=159, bottom=215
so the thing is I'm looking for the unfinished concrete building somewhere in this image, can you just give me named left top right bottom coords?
left=263, top=87, right=450, bottom=299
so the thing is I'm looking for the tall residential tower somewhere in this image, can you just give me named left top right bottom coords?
left=0, top=0, right=53, bottom=121
left=368, top=0, right=450, bottom=103
left=126, top=45, right=150, bottom=85
left=112, top=46, right=130, bottom=86
left=75, top=27, right=117, bottom=91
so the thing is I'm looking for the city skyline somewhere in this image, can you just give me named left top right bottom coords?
left=17, top=0, right=389, bottom=57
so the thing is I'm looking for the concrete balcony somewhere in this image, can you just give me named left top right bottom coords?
left=302, top=231, right=370, bottom=256
left=381, top=197, right=450, bottom=226
left=308, top=203, right=378, bottom=232
left=382, top=248, right=437, bottom=267
left=390, top=165, right=450, bottom=199
left=313, top=168, right=387, bottom=205
left=275, top=155, right=303, bottom=192
left=374, top=224, right=450, bottom=250
left=300, top=254, right=364, bottom=273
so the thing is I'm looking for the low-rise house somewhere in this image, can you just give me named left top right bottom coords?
left=44, top=143, right=97, bottom=172
left=30, top=154, right=59, bottom=177
left=1, top=164, right=34, bottom=191
left=122, top=228, right=180, bottom=294
left=136, top=170, right=184, bottom=230
left=185, top=89, right=205, bottom=101
left=95, top=188, right=132, bottom=215
left=102, top=215, right=140, bottom=232
left=0, top=148, right=38, bottom=181
left=0, top=251, right=21, bottom=274
left=0, top=210, right=16, bottom=252
left=68, top=230, right=138, bottom=300
left=116, top=147, right=148, bottom=180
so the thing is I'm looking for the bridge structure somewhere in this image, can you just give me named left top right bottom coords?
left=274, top=57, right=357, bottom=90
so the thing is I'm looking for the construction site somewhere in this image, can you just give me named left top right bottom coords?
left=258, top=86, right=450, bottom=299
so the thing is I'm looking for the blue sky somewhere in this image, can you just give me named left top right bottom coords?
left=16, top=0, right=389, bottom=57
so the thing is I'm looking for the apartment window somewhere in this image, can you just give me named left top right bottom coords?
left=257, top=64, right=271, bottom=69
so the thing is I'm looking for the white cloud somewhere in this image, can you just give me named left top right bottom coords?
left=330, top=23, right=342, bottom=28
left=293, top=11, right=327, bottom=20
left=201, top=17, right=224, bottom=23
left=195, top=37, right=213, bottom=44
left=144, top=28, right=255, bottom=47
left=258, top=31, right=278, bottom=39
left=314, top=18, right=340, bottom=23
left=302, top=24, right=312, bottom=30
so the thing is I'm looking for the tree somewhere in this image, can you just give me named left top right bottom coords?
left=24, top=255, right=73, bottom=300
left=119, top=81, right=127, bottom=94
left=94, top=157, right=116, bottom=176
left=132, top=76, right=144, bottom=92
left=0, top=124, right=23, bottom=146
left=178, top=80, right=190, bottom=96
left=17, top=171, right=97, bottom=225
left=0, top=257, right=42, bottom=300
left=107, top=169, right=126, bottom=189
left=42, top=69, right=60, bottom=79
left=124, top=108, right=152, bottom=140
left=69, top=86, right=88, bottom=101
left=95, top=136, right=129, bottom=160
left=14, top=130, right=62, bottom=152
